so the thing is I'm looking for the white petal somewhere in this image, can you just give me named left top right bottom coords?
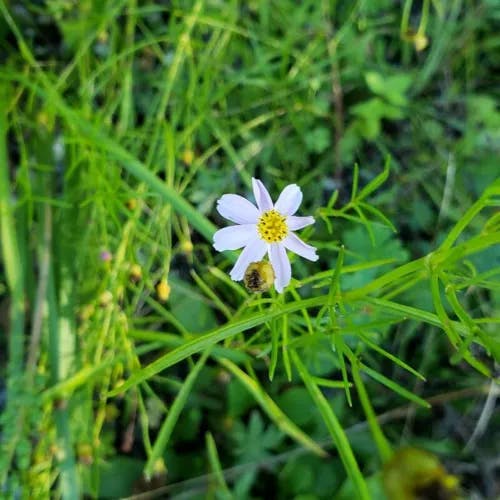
left=229, top=237, right=267, bottom=281
left=274, top=184, right=302, bottom=215
left=252, top=178, right=273, bottom=212
left=283, top=233, right=318, bottom=262
left=217, top=194, right=259, bottom=224
left=287, top=215, right=315, bottom=231
left=213, top=224, right=257, bottom=251
left=269, top=244, right=291, bottom=293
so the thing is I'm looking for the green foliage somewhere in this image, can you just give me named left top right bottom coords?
left=0, top=0, right=499, bottom=499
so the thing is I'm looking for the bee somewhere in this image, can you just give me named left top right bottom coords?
left=243, top=261, right=275, bottom=293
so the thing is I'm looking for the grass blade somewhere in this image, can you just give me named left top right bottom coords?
left=360, top=363, right=430, bottom=408
left=291, top=351, right=370, bottom=500
left=108, top=296, right=326, bottom=395
left=206, top=432, right=233, bottom=499
left=144, top=349, right=211, bottom=479
left=0, top=83, right=24, bottom=378
left=350, top=358, right=393, bottom=463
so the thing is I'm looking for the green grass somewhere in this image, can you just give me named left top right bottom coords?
left=1, top=1, right=499, bottom=498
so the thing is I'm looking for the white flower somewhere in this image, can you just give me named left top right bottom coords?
left=213, top=178, right=318, bottom=293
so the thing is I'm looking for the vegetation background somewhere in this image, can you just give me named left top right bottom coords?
left=0, top=0, right=499, bottom=498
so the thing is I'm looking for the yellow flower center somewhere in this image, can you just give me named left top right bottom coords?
left=257, top=209, right=288, bottom=243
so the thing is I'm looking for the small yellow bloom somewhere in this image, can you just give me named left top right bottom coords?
left=129, top=263, right=142, bottom=283
left=97, top=30, right=108, bottom=43
left=125, top=198, right=137, bottom=210
left=180, top=240, right=193, bottom=255
left=79, top=303, right=95, bottom=321
left=182, top=149, right=195, bottom=166
left=153, top=458, right=167, bottom=476
left=156, top=279, right=171, bottom=302
left=77, top=443, right=94, bottom=466
left=413, top=32, right=429, bottom=52
left=401, top=29, right=429, bottom=52
left=36, top=111, right=53, bottom=130
left=98, top=290, right=113, bottom=307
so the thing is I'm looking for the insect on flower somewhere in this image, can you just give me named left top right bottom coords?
left=244, top=261, right=275, bottom=293
left=213, top=178, right=318, bottom=293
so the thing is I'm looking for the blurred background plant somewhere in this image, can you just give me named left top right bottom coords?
left=0, top=0, right=499, bottom=498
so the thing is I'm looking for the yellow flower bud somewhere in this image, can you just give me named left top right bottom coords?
left=180, top=240, right=193, bottom=254
left=125, top=198, right=137, bottom=210
left=156, top=279, right=171, bottom=302
left=79, top=303, right=95, bottom=321
left=98, top=290, right=113, bottom=308
left=77, top=443, right=94, bottom=466
left=182, top=149, right=195, bottom=166
left=414, top=33, right=429, bottom=52
left=129, top=263, right=142, bottom=283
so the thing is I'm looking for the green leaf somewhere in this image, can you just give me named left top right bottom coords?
left=359, top=363, right=430, bottom=408
left=228, top=378, right=256, bottom=418
left=206, top=432, right=232, bottom=499
left=356, top=158, right=391, bottom=202
left=276, top=387, right=317, bottom=427
left=169, top=279, right=218, bottom=333
left=305, top=127, right=331, bottom=153
left=343, top=225, right=409, bottom=290
left=98, top=457, right=144, bottom=498
left=365, top=71, right=412, bottom=106
left=351, top=98, right=385, bottom=139
left=220, top=359, right=327, bottom=458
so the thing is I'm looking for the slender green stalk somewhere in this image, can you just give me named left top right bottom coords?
left=400, top=0, right=413, bottom=37
left=349, top=357, right=393, bottom=464
left=439, top=188, right=487, bottom=252
left=51, top=269, right=80, bottom=499
left=26, top=203, right=52, bottom=378
left=281, top=312, right=292, bottom=381
left=360, top=363, right=430, bottom=408
left=0, top=83, right=24, bottom=381
left=53, top=405, right=80, bottom=499
left=206, top=432, right=233, bottom=499
left=328, top=246, right=352, bottom=405
left=144, top=350, right=210, bottom=479
left=269, top=319, right=279, bottom=381
left=0, top=83, right=27, bottom=485
left=291, top=351, right=370, bottom=500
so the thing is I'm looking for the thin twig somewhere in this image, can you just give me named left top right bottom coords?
left=463, top=379, right=500, bottom=453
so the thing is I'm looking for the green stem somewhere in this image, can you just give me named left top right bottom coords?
left=0, top=83, right=24, bottom=380
left=0, top=82, right=27, bottom=486
left=349, top=354, right=393, bottom=463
